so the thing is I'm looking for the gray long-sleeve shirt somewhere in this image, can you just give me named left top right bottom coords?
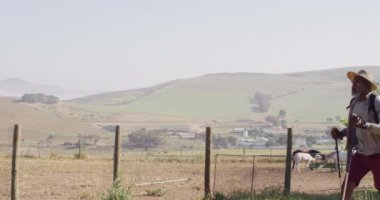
left=344, top=92, right=380, bottom=156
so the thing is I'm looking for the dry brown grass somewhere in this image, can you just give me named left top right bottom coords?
left=0, top=154, right=377, bottom=200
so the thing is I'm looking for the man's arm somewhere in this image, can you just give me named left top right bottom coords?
left=365, top=95, right=380, bottom=135
left=331, top=127, right=347, bottom=140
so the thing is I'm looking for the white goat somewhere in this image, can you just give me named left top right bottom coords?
left=293, top=152, right=316, bottom=172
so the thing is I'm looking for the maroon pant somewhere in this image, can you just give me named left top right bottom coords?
left=348, top=153, right=380, bottom=191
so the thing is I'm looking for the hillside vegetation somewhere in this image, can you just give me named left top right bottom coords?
left=1, top=66, right=379, bottom=140
left=67, top=66, right=380, bottom=122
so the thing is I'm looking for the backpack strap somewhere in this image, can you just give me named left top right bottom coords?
left=368, top=93, right=379, bottom=124
left=346, top=97, right=355, bottom=110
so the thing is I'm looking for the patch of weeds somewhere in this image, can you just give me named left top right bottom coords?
left=145, top=188, right=167, bottom=197
left=354, top=189, right=380, bottom=200
left=50, top=153, right=58, bottom=159
left=22, top=154, right=37, bottom=158
left=100, top=178, right=133, bottom=200
left=214, top=186, right=340, bottom=200
left=74, top=152, right=87, bottom=159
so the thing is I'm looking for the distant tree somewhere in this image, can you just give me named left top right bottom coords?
left=196, top=133, right=206, bottom=141
left=280, top=120, right=287, bottom=129
left=20, top=93, right=59, bottom=104
left=248, top=129, right=261, bottom=137
left=127, top=128, right=166, bottom=148
left=306, top=135, right=318, bottom=147
left=265, top=138, right=276, bottom=147
left=276, top=135, right=288, bottom=146
left=251, top=92, right=272, bottom=112
left=102, top=125, right=116, bottom=132
left=326, top=117, right=333, bottom=123
left=226, top=136, right=238, bottom=146
left=21, top=93, right=38, bottom=103
left=279, top=109, right=287, bottom=118
left=212, top=135, right=229, bottom=149
left=45, top=95, right=59, bottom=104
left=265, top=115, right=280, bottom=127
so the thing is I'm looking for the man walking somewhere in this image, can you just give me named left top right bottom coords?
left=331, top=69, right=380, bottom=199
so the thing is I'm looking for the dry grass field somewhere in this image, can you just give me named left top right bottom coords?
left=1, top=154, right=377, bottom=200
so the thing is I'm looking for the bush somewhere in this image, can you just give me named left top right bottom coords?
left=74, top=152, right=86, bottom=159
left=126, top=128, right=166, bottom=148
left=145, top=188, right=167, bottom=197
left=20, top=93, right=60, bottom=104
left=100, top=178, right=132, bottom=200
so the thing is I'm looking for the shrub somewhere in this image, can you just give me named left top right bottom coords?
left=100, top=178, right=132, bottom=200
left=145, top=188, right=167, bottom=197
left=354, top=189, right=380, bottom=199
left=20, top=93, right=60, bottom=104
left=126, top=128, right=166, bottom=148
left=74, top=152, right=86, bottom=159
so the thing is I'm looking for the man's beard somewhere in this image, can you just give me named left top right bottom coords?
left=351, top=87, right=358, bottom=97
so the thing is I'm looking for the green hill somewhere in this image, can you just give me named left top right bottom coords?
left=1, top=66, right=379, bottom=141
left=67, top=66, right=380, bottom=122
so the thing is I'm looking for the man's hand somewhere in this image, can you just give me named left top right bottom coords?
left=331, top=127, right=341, bottom=140
left=350, top=113, right=367, bottom=129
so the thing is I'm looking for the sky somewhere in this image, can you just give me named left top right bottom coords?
left=1, top=0, right=380, bottom=92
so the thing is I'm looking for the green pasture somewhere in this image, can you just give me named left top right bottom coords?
left=64, top=70, right=365, bottom=122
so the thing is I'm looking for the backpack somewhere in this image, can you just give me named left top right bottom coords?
left=347, top=93, right=379, bottom=124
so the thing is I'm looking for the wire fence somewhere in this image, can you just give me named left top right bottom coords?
left=0, top=125, right=378, bottom=200
left=212, top=154, right=286, bottom=195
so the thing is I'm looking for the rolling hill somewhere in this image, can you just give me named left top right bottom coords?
left=0, top=96, right=100, bottom=141
left=1, top=66, right=379, bottom=140
left=67, top=66, right=380, bottom=122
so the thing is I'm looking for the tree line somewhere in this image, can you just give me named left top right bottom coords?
left=20, top=93, right=60, bottom=104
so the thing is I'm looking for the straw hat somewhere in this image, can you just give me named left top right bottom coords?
left=347, top=69, right=378, bottom=91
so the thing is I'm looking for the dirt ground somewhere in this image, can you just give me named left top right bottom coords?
left=0, top=157, right=376, bottom=200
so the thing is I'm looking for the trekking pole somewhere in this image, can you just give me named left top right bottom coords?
left=341, top=171, right=349, bottom=200
left=335, top=139, right=342, bottom=186
left=341, top=147, right=354, bottom=200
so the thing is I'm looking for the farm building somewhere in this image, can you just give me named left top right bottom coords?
left=171, top=131, right=197, bottom=139
left=239, top=137, right=269, bottom=147
left=231, top=128, right=249, bottom=137
left=294, top=137, right=307, bottom=147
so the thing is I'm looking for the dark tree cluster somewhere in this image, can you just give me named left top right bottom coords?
left=212, top=135, right=238, bottom=149
left=102, top=125, right=116, bottom=132
left=265, top=135, right=288, bottom=147
left=21, top=93, right=60, bottom=104
left=251, top=92, right=272, bottom=112
left=265, top=114, right=287, bottom=129
left=126, top=128, right=166, bottom=148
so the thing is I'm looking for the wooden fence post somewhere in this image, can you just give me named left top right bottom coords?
left=243, top=148, right=246, bottom=161
left=251, top=155, right=256, bottom=195
left=204, top=127, right=211, bottom=199
left=11, top=124, right=21, bottom=200
left=78, top=140, right=81, bottom=158
left=37, top=142, right=40, bottom=158
left=113, top=125, right=121, bottom=181
left=212, top=153, right=218, bottom=196
left=284, top=128, right=292, bottom=195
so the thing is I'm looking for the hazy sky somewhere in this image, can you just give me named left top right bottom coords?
left=1, top=1, right=380, bottom=91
